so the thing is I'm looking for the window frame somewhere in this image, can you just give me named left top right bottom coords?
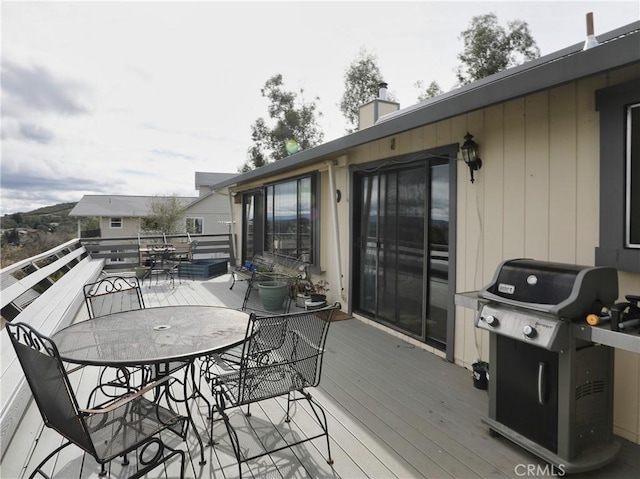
left=186, top=217, right=204, bottom=235
left=625, top=102, right=640, bottom=249
left=109, top=217, right=123, bottom=229
left=595, top=79, right=640, bottom=272
left=263, top=173, right=319, bottom=267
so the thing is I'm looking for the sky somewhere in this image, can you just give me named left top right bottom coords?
left=1, top=0, right=639, bottom=215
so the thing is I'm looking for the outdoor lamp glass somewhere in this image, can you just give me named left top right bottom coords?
left=461, top=132, right=482, bottom=183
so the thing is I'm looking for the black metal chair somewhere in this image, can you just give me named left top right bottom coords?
left=84, top=275, right=145, bottom=318
left=83, top=275, right=186, bottom=390
left=6, top=321, right=188, bottom=479
left=206, top=302, right=340, bottom=478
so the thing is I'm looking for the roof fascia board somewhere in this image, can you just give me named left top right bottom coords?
left=212, top=22, right=639, bottom=191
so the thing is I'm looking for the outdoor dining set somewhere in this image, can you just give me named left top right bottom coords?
left=6, top=274, right=340, bottom=478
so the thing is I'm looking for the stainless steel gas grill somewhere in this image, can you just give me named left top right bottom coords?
left=476, top=259, right=621, bottom=473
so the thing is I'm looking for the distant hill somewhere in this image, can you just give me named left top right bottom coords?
left=1, top=202, right=79, bottom=268
left=20, top=202, right=77, bottom=217
left=1, top=202, right=77, bottom=230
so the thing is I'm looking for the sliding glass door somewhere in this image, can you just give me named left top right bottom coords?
left=354, top=158, right=450, bottom=348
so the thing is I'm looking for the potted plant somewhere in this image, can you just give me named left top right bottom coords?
left=134, top=266, right=149, bottom=279
left=258, top=280, right=289, bottom=311
left=472, top=360, right=489, bottom=390
left=291, top=264, right=313, bottom=307
left=310, top=279, right=330, bottom=302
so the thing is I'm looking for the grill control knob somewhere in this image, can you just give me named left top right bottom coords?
left=483, top=315, right=499, bottom=327
left=523, top=325, right=537, bottom=338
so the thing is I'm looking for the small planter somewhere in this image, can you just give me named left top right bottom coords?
left=258, top=281, right=289, bottom=311
left=310, top=293, right=326, bottom=303
left=134, top=266, right=149, bottom=279
left=296, top=293, right=311, bottom=308
left=472, top=362, right=489, bottom=390
left=305, top=299, right=327, bottom=311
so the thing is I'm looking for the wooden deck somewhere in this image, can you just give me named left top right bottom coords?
left=2, top=271, right=639, bottom=478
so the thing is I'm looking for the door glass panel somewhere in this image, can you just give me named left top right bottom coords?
left=243, top=195, right=255, bottom=260
left=378, top=173, right=398, bottom=326
left=398, top=168, right=425, bottom=337
left=355, top=158, right=450, bottom=347
left=360, top=176, right=378, bottom=314
left=427, top=163, right=449, bottom=345
left=299, top=177, right=313, bottom=258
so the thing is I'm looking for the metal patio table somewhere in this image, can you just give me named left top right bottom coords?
left=52, top=305, right=250, bottom=465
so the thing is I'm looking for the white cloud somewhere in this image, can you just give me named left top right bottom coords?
left=1, top=0, right=638, bottom=214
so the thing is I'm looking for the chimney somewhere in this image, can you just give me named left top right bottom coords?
left=379, top=82, right=388, bottom=101
left=358, top=82, right=400, bottom=130
left=583, top=12, right=599, bottom=50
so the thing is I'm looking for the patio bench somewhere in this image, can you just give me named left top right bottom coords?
left=229, top=254, right=275, bottom=291
left=0, top=241, right=104, bottom=457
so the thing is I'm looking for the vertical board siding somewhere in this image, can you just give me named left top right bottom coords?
left=482, top=105, right=505, bottom=282
left=502, top=98, right=527, bottom=260
left=524, top=91, right=551, bottom=260
left=549, top=83, right=578, bottom=263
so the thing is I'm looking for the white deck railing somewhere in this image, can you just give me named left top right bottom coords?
left=0, top=239, right=104, bottom=458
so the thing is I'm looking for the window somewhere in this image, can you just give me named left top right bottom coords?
left=626, top=103, right=640, bottom=248
left=265, top=175, right=316, bottom=263
left=595, top=79, right=640, bottom=272
left=110, top=217, right=122, bottom=228
left=186, top=217, right=204, bottom=235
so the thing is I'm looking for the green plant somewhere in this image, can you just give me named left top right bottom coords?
left=473, top=360, right=489, bottom=370
left=313, top=279, right=330, bottom=294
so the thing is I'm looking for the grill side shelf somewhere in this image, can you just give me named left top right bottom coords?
left=573, top=324, right=640, bottom=354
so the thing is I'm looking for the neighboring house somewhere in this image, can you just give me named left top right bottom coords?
left=69, top=195, right=197, bottom=238
left=69, top=172, right=236, bottom=238
left=209, top=21, right=640, bottom=445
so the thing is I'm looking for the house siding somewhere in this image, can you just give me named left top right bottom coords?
left=228, top=64, right=640, bottom=444
left=184, top=193, right=232, bottom=235
left=99, top=216, right=140, bottom=238
left=346, top=67, right=640, bottom=444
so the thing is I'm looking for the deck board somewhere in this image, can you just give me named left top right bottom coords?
left=2, top=271, right=639, bottom=478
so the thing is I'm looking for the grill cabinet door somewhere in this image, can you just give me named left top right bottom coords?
left=496, top=335, right=559, bottom=453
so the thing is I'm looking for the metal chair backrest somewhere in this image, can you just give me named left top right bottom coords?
left=84, top=276, right=145, bottom=318
left=236, top=302, right=339, bottom=405
left=6, top=322, right=95, bottom=454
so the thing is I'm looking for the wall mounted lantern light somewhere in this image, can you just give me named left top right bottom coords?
left=461, top=132, right=482, bottom=183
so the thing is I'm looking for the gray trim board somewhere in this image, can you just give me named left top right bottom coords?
left=595, top=79, right=640, bottom=273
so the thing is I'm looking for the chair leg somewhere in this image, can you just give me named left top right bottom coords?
left=303, top=390, right=333, bottom=465
left=28, top=441, right=73, bottom=479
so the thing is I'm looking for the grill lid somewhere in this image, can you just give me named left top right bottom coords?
left=479, top=259, right=618, bottom=319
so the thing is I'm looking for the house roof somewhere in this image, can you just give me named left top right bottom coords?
left=210, top=21, right=640, bottom=191
left=68, top=195, right=198, bottom=217
left=195, top=172, right=237, bottom=188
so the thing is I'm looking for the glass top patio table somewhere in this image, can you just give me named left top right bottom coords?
left=51, top=305, right=250, bottom=366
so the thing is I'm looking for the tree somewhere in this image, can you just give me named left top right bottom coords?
left=142, top=195, right=186, bottom=235
left=415, top=80, right=444, bottom=102
left=339, top=48, right=390, bottom=133
left=455, top=13, right=540, bottom=85
left=242, top=74, right=324, bottom=172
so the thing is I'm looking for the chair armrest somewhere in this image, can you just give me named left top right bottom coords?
left=79, top=375, right=173, bottom=414
left=210, top=353, right=239, bottom=373
left=290, top=330, right=323, bottom=352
